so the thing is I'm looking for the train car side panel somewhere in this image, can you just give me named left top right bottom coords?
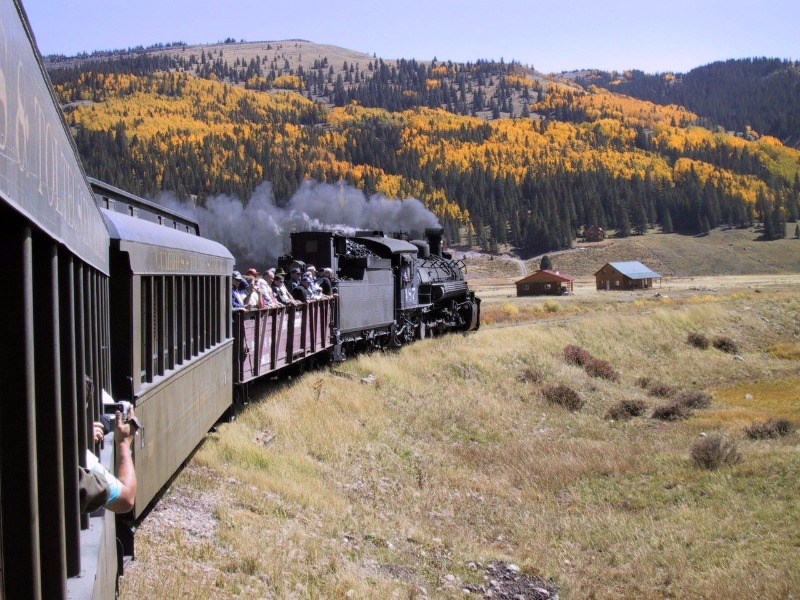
left=133, top=345, right=232, bottom=515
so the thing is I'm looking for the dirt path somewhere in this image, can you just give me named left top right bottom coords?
left=507, top=255, right=528, bottom=277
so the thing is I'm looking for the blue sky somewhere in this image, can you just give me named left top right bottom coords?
left=23, top=0, right=800, bottom=74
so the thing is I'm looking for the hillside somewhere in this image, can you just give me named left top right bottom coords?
left=119, top=283, right=800, bottom=599
left=47, top=45, right=800, bottom=264
left=566, top=58, right=800, bottom=148
left=527, top=225, right=800, bottom=278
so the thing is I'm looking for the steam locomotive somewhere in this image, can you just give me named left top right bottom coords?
left=0, top=2, right=479, bottom=597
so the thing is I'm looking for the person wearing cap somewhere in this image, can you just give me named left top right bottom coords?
left=302, top=270, right=321, bottom=297
left=289, top=267, right=303, bottom=291
left=231, top=271, right=249, bottom=309
left=291, top=273, right=310, bottom=302
left=299, top=275, right=318, bottom=301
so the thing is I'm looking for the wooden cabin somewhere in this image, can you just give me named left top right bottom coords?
left=595, top=261, right=662, bottom=290
left=516, top=270, right=575, bottom=296
left=584, top=224, right=605, bottom=242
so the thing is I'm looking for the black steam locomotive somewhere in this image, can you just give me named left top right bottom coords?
left=0, top=2, right=479, bottom=597
left=231, top=227, right=480, bottom=397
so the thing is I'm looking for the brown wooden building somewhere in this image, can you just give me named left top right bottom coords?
left=595, top=261, right=662, bottom=290
left=516, top=270, right=575, bottom=296
left=584, top=224, right=605, bottom=242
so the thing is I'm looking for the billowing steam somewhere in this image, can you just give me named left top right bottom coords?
left=155, top=179, right=440, bottom=268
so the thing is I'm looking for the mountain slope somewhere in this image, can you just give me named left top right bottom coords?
left=47, top=46, right=800, bottom=263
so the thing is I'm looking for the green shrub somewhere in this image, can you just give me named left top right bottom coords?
left=690, top=436, right=742, bottom=469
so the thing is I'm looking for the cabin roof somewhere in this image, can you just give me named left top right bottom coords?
left=516, top=269, right=575, bottom=285
left=595, top=261, right=662, bottom=279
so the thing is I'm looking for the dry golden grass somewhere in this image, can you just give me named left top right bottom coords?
left=121, top=281, right=800, bottom=599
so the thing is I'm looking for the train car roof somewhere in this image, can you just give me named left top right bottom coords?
left=102, top=209, right=234, bottom=275
left=353, top=236, right=420, bottom=256
left=89, top=178, right=200, bottom=232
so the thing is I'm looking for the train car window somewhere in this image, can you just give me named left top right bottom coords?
left=203, top=276, right=211, bottom=350
left=208, top=276, right=214, bottom=347
left=100, top=275, right=111, bottom=392
left=142, top=277, right=156, bottom=383
left=139, top=277, right=149, bottom=383
left=192, top=276, right=199, bottom=357
left=177, top=277, right=186, bottom=364
left=156, top=277, right=165, bottom=377
left=215, top=276, right=222, bottom=344
left=197, top=276, right=205, bottom=352
left=226, top=277, right=232, bottom=340
left=167, top=276, right=176, bottom=371
left=186, top=276, right=192, bottom=358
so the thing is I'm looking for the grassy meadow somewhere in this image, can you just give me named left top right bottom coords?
left=120, top=283, right=799, bottom=599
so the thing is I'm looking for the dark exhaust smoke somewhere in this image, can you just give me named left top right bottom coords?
left=155, top=179, right=440, bottom=269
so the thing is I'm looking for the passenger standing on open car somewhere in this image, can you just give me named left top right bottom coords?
left=259, top=270, right=284, bottom=308
left=299, top=276, right=313, bottom=300
left=317, top=267, right=335, bottom=296
left=231, top=271, right=249, bottom=309
left=288, top=267, right=303, bottom=291
left=272, top=271, right=299, bottom=305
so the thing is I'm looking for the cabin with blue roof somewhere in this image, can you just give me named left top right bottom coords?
left=595, top=261, right=662, bottom=290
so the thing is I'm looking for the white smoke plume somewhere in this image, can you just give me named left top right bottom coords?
left=155, top=179, right=441, bottom=269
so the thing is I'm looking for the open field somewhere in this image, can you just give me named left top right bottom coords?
left=460, top=225, right=800, bottom=283
left=120, top=275, right=799, bottom=599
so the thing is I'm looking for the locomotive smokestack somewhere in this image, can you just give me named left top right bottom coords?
left=425, top=227, right=444, bottom=256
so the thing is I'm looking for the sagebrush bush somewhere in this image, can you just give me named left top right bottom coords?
left=541, top=384, right=585, bottom=411
left=521, top=367, right=543, bottom=384
left=675, top=390, right=712, bottom=409
left=606, top=399, right=647, bottom=421
left=647, top=382, right=678, bottom=398
left=651, top=403, right=692, bottom=421
left=584, top=358, right=621, bottom=382
left=690, top=436, right=742, bottom=469
left=563, top=344, right=593, bottom=367
left=713, top=336, right=739, bottom=354
left=744, top=419, right=797, bottom=439
left=687, top=332, right=710, bottom=350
